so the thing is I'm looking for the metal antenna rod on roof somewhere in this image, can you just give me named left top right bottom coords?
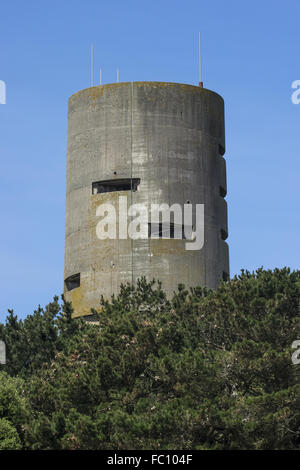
left=117, top=68, right=120, bottom=83
left=91, top=44, right=94, bottom=86
left=199, top=32, right=203, bottom=88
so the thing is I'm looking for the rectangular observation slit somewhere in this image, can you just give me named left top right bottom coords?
left=148, top=223, right=193, bottom=240
left=65, top=273, right=80, bottom=291
left=92, top=178, right=140, bottom=194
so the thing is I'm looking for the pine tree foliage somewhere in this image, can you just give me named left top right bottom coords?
left=0, top=268, right=299, bottom=449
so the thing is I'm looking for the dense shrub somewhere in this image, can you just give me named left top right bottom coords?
left=0, top=268, right=299, bottom=449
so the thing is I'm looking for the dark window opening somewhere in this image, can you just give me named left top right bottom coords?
left=92, top=178, right=140, bottom=194
left=148, top=222, right=193, bottom=240
left=65, top=273, right=80, bottom=291
left=82, top=313, right=100, bottom=323
left=220, top=228, right=228, bottom=241
left=218, top=144, right=225, bottom=156
left=219, top=186, right=227, bottom=198
left=222, top=271, right=229, bottom=282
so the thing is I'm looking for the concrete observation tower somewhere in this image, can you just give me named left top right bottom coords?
left=64, top=82, right=229, bottom=318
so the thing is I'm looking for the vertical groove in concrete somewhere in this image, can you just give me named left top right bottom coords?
left=130, top=81, right=134, bottom=286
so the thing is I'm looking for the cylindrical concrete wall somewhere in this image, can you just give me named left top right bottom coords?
left=64, top=82, right=229, bottom=318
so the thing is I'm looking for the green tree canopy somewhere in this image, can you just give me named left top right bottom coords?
left=0, top=268, right=299, bottom=450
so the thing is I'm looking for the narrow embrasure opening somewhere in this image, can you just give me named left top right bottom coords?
left=92, top=178, right=140, bottom=194
left=219, top=186, right=227, bottom=198
left=148, top=222, right=193, bottom=240
left=220, top=228, right=228, bottom=241
left=65, top=273, right=80, bottom=291
left=218, top=144, right=225, bottom=156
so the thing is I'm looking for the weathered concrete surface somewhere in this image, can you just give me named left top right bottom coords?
left=64, top=82, right=229, bottom=318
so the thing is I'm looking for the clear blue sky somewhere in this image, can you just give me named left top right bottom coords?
left=0, top=0, right=299, bottom=321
